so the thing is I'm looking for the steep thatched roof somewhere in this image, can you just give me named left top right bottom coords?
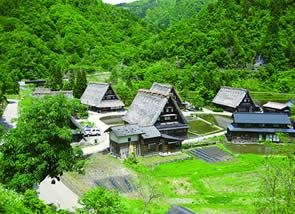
left=263, top=101, right=289, bottom=110
left=122, top=89, right=186, bottom=126
left=150, top=82, right=183, bottom=103
left=212, top=86, right=250, bottom=108
left=80, top=82, right=124, bottom=108
left=32, top=90, right=73, bottom=98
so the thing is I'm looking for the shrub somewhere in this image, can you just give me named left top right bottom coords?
left=212, top=107, right=224, bottom=112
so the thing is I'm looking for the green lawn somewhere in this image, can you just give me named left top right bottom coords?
left=136, top=153, right=189, bottom=165
left=188, top=119, right=221, bottom=135
left=5, top=88, right=33, bottom=100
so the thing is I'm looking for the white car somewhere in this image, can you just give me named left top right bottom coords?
left=84, top=128, right=101, bottom=136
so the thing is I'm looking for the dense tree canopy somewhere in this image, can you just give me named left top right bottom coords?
left=0, top=94, right=86, bottom=192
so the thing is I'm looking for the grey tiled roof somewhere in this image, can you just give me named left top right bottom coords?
left=141, top=126, right=161, bottom=139
left=166, top=205, right=197, bottom=214
left=233, top=112, right=292, bottom=125
left=111, top=124, right=144, bottom=137
left=80, top=82, right=124, bottom=108
left=228, top=124, right=295, bottom=133
left=212, top=86, right=249, bottom=108
left=156, top=122, right=191, bottom=131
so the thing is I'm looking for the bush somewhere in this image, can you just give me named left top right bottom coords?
left=123, top=152, right=138, bottom=165
left=212, top=107, right=224, bottom=112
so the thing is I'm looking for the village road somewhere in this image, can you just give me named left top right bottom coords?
left=0, top=99, right=19, bottom=131
left=37, top=177, right=82, bottom=212
left=82, top=111, right=126, bottom=155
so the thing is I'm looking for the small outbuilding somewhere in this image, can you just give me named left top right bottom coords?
left=227, top=112, right=295, bottom=142
left=70, top=117, right=85, bottom=142
left=212, top=86, right=256, bottom=112
left=263, top=101, right=290, bottom=115
left=150, top=82, right=186, bottom=109
left=32, top=89, right=73, bottom=98
left=80, top=82, right=124, bottom=112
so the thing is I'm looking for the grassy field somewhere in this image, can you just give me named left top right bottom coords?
left=5, top=88, right=33, bottom=100
left=188, top=119, right=221, bottom=135
left=250, top=91, right=295, bottom=102
left=136, top=153, right=189, bottom=165
left=63, top=145, right=268, bottom=213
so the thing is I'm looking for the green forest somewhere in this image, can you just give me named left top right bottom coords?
left=1, top=0, right=295, bottom=106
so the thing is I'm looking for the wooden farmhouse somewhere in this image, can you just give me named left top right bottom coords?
left=107, top=89, right=190, bottom=158
left=80, top=82, right=124, bottom=112
left=150, top=82, right=185, bottom=109
left=227, top=112, right=295, bottom=143
left=32, top=88, right=73, bottom=98
left=263, top=101, right=290, bottom=115
left=212, top=86, right=256, bottom=112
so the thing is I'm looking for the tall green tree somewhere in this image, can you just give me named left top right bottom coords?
left=73, top=69, right=87, bottom=99
left=255, top=135, right=295, bottom=213
left=0, top=94, right=85, bottom=192
left=76, top=186, right=129, bottom=214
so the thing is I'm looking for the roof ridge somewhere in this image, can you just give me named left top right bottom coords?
left=221, top=86, right=248, bottom=92
left=88, top=81, right=109, bottom=85
left=138, top=89, right=170, bottom=98
left=153, top=82, right=173, bottom=88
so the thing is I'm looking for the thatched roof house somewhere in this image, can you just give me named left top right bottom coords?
left=32, top=89, right=73, bottom=98
left=122, top=89, right=187, bottom=127
left=212, top=86, right=256, bottom=112
left=80, top=82, right=124, bottom=112
left=108, top=89, right=189, bottom=158
left=150, top=82, right=185, bottom=108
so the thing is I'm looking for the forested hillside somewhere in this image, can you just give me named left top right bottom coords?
left=0, top=0, right=157, bottom=94
left=1, top=0, right=294, bottom=106
left=118, top=0, right=215, bottom=28
left=116, top=0, right=295, bottom=105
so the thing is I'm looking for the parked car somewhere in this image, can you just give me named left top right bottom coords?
left=84, top=128, right=101, bottom=136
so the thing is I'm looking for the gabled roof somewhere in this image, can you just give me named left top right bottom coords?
left=150, top=82, right=183, bottom=103
left=80, top=82, right=124, bottom=108
left=263, top=102, right=289, bottom=110
left=233, top=112, right=292, bottom=125
left=109, top=124, right=144, bottom=137
left=166, top=205, right=197, bottom=214
left=122, top=89, right=187, bottom=127
left=32, top=90, right=73, bottom=98
left=212, top=86, right=250, bottom=108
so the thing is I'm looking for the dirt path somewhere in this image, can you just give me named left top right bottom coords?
left=0, top=99, right=19, bottom=131
left=81, top=111, right=126, bottom=155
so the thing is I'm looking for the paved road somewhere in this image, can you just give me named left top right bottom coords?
left=37, top=177, right=82, bottom=212
left=81, top=111, right=126, bottom=155
left=0, top=99, right=19, bottom=131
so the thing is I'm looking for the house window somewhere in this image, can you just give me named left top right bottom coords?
left=128, top=137, right=131, bottom=142
left=273, top=124, right=279, bottom=128
left=148, top=143, right=157, bottom=151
